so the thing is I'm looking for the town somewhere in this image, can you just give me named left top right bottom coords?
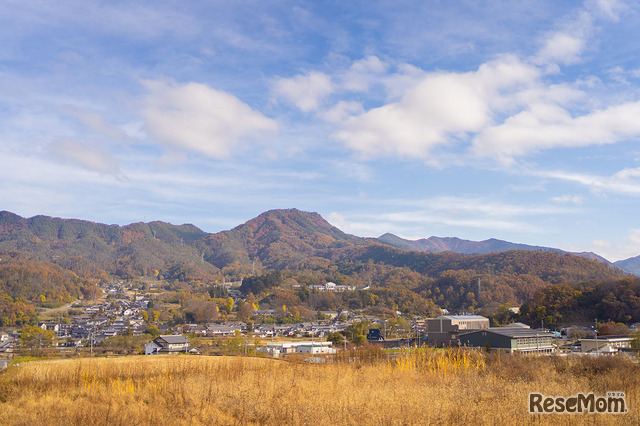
left=2, top=278, right=638, bottom=368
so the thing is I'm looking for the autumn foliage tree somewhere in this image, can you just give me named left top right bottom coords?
left=598, top=321, right=630, bottom=336
left=19, top=325, right=56, bottom=354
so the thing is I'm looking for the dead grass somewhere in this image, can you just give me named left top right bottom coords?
left=0, top=350, right=638, bottom=425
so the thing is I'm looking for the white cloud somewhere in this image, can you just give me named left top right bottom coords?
left=591, top=228, right=640, bottom=262
left=551, top=194, right=584, bottom=205
left=532, top=1, right=607, bottom=68
left=589, top=0, right=625, bottom=20
left=65, top=107, right=128, bottom=142
left=142, top=80, right=277, bottom=159
left=330, top=1, right=639, bottom=165
left=272, top=71, right=334, bottom=112
left=389, top=195, right=572, bottom=218
left=538, top=167, right=640, bottom=196
left=327, top=211, right=347, bottom=230
left=379, top=210, right=539, bottom=233
left=335, top=56, right=538, bottom=159
left=535, top=33, right=586, bottom=67
left=341, top=55, right=389, bottom=92
left=382, top=63, right=427, bottom=101
left=327, top=195, right=577, bottom=239
left=472, top=101, right=640, bottom=163
left=320, top=100, right=364, bottom=123
left=49, top=139, right=123, bottom=177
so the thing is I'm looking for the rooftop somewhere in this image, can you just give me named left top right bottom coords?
left=461, top=327, right=555, bottom=339
left=438, top=315, right=488, bottom=320
left=157, top=335, right=190, bottom=344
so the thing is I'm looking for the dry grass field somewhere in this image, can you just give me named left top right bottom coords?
left=0, top=349, right=638, bottom=425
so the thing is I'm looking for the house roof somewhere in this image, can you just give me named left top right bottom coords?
left=156, top=335, right=189, bottom=344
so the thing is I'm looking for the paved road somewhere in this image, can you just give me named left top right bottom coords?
left=38, top=301, right=77, bottom=316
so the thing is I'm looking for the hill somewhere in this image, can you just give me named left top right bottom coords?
left=0, top=210, right=217, bottom=279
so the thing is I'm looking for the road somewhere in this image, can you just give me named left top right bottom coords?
left=38, top=301, right=77, bottom=317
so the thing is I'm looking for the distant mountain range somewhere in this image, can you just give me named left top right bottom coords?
left=376, top=233, right=640, bottom=275
left=0, top=208, right=633, bottom=279
left=377, top=233, right=611, bottom=264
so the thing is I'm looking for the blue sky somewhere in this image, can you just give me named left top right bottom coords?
left=2, top=0, right=640, bottom=261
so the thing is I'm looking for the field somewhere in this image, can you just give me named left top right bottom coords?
left=0, top=349, right=639, bottom=425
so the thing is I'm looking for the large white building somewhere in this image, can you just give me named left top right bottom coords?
left=309, top=282, right=355, bottom=292
left=579, top=335, right=633, bottom=354
left=258, top=341, right=337, bottom=357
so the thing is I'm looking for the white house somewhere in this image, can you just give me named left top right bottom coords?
left=145, top=335, right=198, bottom=355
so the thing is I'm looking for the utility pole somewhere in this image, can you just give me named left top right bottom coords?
left=595, top=318, right=598, bottom=355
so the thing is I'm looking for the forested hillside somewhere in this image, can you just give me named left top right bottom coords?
left=0, top=252, right=93, bottom=325
left=519, top=277, right=640, bottom=327
left=195, top=209, right=366, bottom=270
left=0, top=211, right=218, bottom=279
left=0, top=209, right=629, bottom=326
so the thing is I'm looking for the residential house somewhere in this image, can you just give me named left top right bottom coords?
left=145, top=335, right=198, bottom=355
left=0, top=337, right=15, bottom=355
left=206, top=323, right=243, bottom=337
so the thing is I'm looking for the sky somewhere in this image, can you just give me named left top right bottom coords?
left=2, top=0, right=640, bottom=262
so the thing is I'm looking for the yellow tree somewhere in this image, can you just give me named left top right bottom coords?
left=20, top=325, right=56, bottom=353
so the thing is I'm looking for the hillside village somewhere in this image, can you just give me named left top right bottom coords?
left=2, top=276, right=639, bottom=365
left=1, top=209, right=640, bottom=366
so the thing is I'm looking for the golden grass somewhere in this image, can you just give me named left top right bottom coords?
left=0, top=350, right=639, bottom=425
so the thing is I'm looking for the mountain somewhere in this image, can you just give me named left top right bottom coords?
left=197, top=208, right=365, bottom=269
left=0, top=210, right=216, bottom=279
left=0, top=209, right=627, bottom=283
left=0, top=208, right=632, bottom=320
left=614, top=255, right=640, bottom=276
left=378, top=233, right=610, bottom=264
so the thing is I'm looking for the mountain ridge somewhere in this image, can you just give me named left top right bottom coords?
left=0, top=209, right=633, bottom=277
left=377, top=233, right=611, bottom=264
left=613, top=255, right=640, bottom=276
